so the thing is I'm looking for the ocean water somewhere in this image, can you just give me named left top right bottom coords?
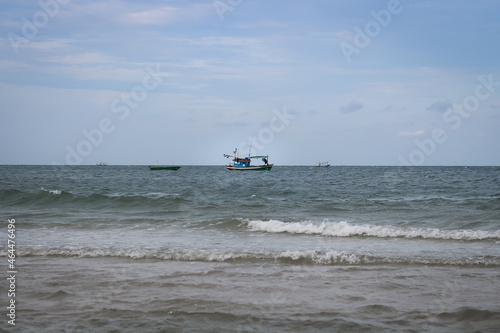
left=1, top=165, right=499, bottom=332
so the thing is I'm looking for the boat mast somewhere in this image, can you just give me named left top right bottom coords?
left=248, top=143, right=252, bottom=166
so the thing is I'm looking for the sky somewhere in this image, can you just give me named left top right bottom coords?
left=0, top=0, right=499, bottom=166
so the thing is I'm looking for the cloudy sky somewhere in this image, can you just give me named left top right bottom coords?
left=1, top=0, right=499, bottom=165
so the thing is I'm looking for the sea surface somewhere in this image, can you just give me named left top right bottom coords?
left=1, top=165, right=499, bottom=332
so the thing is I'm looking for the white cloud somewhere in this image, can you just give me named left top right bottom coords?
left=117, top=3, right=213, bottom=26
left=121, top=7, right=179, bottom=25
left=20, top=39, right=74, bottom=50
left=0, top=60, right=31, bottom=69
left=45, top=52, right=117, bottom=64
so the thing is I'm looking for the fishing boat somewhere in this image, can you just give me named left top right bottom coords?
left=148, top=165, right=181, bottom=170
left=96, top=161, right=108, bottom=166
left=224, top=148, right=273, bottom=171
left=315, top=161, right=330, bottom=167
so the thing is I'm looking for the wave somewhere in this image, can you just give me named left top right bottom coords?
left=245, top=220, right=500, bottom=241
left=0, top=188, right=192, bottom=209
left=437, top=307, right=500, bottom=322
left=41, top=187, right=62, bottom=195
left=7, top=247, right=499, bottom=267
left=15, top=247, right=264, bottom=262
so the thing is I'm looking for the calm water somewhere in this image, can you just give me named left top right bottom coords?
left=1, top=165, right=499, bottom=332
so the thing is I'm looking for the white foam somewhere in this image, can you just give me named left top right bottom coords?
left=279, top=250, right=362, bottom=264
left=6, top=247, right=498, bottom=266
left=246, top=220, right=500, bottom=240
left=15, top=247, right=363, bottom=265
left=41, top=187, right=62, bottom=195
left=16, top=247, right=250, bottom=262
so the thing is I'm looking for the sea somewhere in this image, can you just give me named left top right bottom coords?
left=1, top=165, right=499, bottom=332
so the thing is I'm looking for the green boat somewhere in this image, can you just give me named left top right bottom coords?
left=148, top=165, right=181, bottom=170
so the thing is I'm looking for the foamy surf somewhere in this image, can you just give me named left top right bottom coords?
left=246, top=220, right=500, bottom=241
left=279, top=250, right=362, bottom=265
left=41, top=187, right=62, bottom=195
left=7, top=247, right=498, bottom=267
left=15, top=247, right=258, bottom=262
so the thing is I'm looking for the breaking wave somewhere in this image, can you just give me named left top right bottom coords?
left=246, top=220, right=500, bottom=241
left=8, top=247, right=499, bottom=267
left=41, top=187, right=62, bottom=195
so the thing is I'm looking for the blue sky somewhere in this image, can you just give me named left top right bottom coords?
left=1, top=0, right=499, bottom=165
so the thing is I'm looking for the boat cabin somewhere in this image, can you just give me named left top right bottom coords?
left=234, top=157, right=251, bottom=168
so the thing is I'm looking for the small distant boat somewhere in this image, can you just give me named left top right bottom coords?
left=315, top=161, right=330, bottom=167
left=96, top=161, right=108, bottom=166
left=224, top=147, right=273, bottom=171
left=148, top=165, right=181, bottom=171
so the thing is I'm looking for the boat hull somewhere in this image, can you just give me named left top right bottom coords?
left=148, top=166, right=181, bottom=170
left=226, top=164, right=273, bottom=171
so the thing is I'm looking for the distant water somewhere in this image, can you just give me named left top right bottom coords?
left=1, top=165, right=499, bottom=332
